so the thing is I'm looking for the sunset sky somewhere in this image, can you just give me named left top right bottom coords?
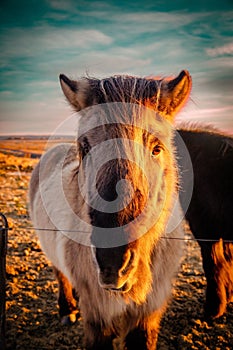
left=0, top=0, right=233, bottom=135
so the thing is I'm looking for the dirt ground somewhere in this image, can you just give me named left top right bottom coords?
left=1, top=150, right=233, bottom=350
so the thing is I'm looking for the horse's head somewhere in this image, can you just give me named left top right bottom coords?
left=60, top=71, right=192, bottom=299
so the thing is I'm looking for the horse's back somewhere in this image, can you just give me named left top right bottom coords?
left=177, top=128, right=233, bottom=239
left=29, top=143, right=80, bottom=270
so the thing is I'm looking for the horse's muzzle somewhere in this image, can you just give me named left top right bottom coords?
left=95, top=247, right=136, bottom=293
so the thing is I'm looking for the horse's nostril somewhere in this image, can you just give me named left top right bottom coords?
left=102, top=267, right=113, bottom=279
left=120, top=250, right=135, bottom=276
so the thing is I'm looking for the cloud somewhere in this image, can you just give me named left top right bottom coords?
left=0, top=97, right=69, bottom=134
left=206, top=42, right=233, bottom=57
left=176, top=104, right=233, bottom=134
left=46, top=0, right=75, bottom=11
left=74, top=51, right=152, bottom=76
left=26, top=80, right=58, bottom=88
left=195, top=106, right=233, bottom=115
left=0, top=26, right=113, bottom=61
left=112, top=11, right=199, bottom=27
left=1, top=3, right=233, bottom=134
left=92, top=11, right=205, bottom=39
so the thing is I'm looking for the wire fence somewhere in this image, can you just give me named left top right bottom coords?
left=1, top=215, right=232, bottom=244
left=1, top=163, right=233, bottom=244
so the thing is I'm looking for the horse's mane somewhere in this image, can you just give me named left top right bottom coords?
left=177, top=121, right=224, bottom=134
left=86, top=75, right=161, bottom=106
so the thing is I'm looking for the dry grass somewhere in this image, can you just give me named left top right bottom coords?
left=0, top=140, right=48, bottom=153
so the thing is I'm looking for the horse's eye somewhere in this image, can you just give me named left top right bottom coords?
left=152, top=144, right=162, bottom=157
left=83, top=144, right=89, bottom=155
left=81, top=137, right=90, bottom=156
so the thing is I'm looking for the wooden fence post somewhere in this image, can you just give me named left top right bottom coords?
left=0, top=213, right=8, bottom=350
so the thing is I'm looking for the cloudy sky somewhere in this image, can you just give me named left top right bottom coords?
left=0, top=0, right=233, bottom=135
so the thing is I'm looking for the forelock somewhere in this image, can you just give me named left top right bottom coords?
left=87, top=75, right=160, bottom=105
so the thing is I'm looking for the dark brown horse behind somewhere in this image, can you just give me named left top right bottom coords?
left=176, top=126, right=233, bottom=318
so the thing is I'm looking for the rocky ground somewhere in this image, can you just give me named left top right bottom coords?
left=1, top=149, right=233, bottom=350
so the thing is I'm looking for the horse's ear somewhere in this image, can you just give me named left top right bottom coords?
left=157, top=70, right=192, bottom=122
left=59, top=74, right=90, bottom=111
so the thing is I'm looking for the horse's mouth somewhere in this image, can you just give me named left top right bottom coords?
left=104, top=282, right=130, bottom=293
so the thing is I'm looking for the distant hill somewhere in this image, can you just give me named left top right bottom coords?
left=0, top=134, right=75, bottom=140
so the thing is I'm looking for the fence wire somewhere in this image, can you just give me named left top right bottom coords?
left=1, top=222, right=232, bottom=244
left=1, top=180, right=233, bottom=244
